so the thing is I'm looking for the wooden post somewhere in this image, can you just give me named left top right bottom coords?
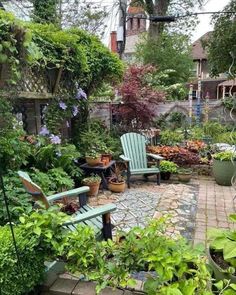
left=222, top=86, right=226, bottom=100
left=53, top=66, right=63, bottom=95
left=102, top=213, right=112, bottom=240
left=188, top=84, right=193, bottom=127
left=78, top=193, right=87, bottom=207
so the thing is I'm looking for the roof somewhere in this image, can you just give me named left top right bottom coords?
left=192, top=31, right=212, bottom=60
left=127, top=5, right=145, bottom=14
left=218, top=79, right=236, bottom=87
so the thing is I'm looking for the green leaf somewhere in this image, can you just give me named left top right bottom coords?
left=224, top=241, right=236, bottom=260
left=45, top=231, right=53, bottom=239
left=214, top=280, right=224, bottom=290
left=19, top=216, right=25, bottom=224
left=0, top=53, right=8, bottom=63
left=33, top=227, right=41, bottom=236
left=229, top=283, right=236, bottom=291
left=229, top=214, right=236, bottom=223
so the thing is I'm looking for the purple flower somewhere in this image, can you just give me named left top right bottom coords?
left=72, top=105, right=79, bottom=117
left=39, top=126, right=50, bottom=136
left=76, top=88, right=87, bottom=100
left=59, top=101, right=67, bottom=110
left=66, top=121, right=70, bottom=128
left=50, top=134, right=61, bottom=145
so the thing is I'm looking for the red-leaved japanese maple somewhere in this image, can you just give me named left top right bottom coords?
left=112, top=65, right=165, bottom=132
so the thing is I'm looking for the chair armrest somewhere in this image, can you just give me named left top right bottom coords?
left=120, top=155, right=131, bottom=162
left=146, top=153, right=164, bottom=160
left=47, top=186, right=90, bottom=203
left=63, top=204, right=116, bottom=226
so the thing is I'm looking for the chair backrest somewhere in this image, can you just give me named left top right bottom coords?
left=120, top=132, right=147, bottom=170
left=18, top=171, right=50, bottom=209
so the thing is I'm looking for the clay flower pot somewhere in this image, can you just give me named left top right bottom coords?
left=177, top=168, right=192, bottom=183
left=85, top=156, right=101, bottom=167
left=108, top=181, right=126, bottom=193
left=82, top=175, right=102, bottom=197
left=87, top=182, right=101, bottom=197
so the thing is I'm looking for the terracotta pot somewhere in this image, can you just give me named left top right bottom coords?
left=83, top=181, right=101, bottom=197
left=177, top=170, right=192, bottom=183
left=85, top=156, right=101, bottom=167
left=208, top=248, right=236, bottom=283
left=101, top=155, right=110, bottom=166
left=102, top=154, right=112, bottom=161
left=108, top=181, right=126, bottom=193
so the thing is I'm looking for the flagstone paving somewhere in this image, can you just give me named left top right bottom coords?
left=89, top=175, right=236, bottom=245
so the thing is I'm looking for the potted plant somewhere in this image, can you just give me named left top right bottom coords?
left=82, top=174, right=101, bottom=197
left=160, top=160, right=178, bottom=180
left=85, top=149, right=102, bottom=167
left=108, top=165, right=126, bottom=193
left=177, top=167, right=193, bottom=182
left=212, top=151, right=236, bottom=186
left=208, top=213, right=236, bottom=285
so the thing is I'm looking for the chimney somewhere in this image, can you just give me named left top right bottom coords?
left=110, top=31, right=117, bottom=53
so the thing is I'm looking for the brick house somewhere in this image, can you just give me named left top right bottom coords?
left=191, top=32, right=228, bottom=100
left=109, top=5, right=146, bottom=61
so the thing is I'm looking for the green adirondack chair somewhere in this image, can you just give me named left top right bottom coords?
left=120, top=132, right=164, bottom=188
left=18, top=171, right=116, bottom=240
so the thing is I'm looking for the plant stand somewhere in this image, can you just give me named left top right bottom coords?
left=80, top=160, right=116, bottom=190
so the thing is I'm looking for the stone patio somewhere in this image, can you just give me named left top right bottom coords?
left=89, top=175, right=236, bottom=246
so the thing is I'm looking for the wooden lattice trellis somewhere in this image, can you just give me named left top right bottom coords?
left=0, top=62, right=78, bottom=136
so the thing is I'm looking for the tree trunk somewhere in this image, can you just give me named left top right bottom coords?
left=147, top=0, right=170, bottom=38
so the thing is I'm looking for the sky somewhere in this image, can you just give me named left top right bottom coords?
left=192, top=0, right=231, bottom=42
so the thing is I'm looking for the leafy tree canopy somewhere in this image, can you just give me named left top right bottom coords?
left=3, top=0, right=108, bottom=38
left=207, top=0, right=236, bottom=77
left=136, top=32, right=193, bottom=84
left=0, top=10, right=123, bottom=91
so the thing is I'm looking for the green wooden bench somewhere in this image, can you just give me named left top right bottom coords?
left=18, top=171, right=116, bottom=240
left=120, top=132, right=164, bottom=188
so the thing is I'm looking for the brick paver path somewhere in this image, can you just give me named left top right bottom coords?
left=194, top=177, right=236, bottom=246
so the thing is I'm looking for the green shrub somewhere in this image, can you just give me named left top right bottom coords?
left=0, top=128, right=32, bottom=173
left=63, top=218, right=212, bottom=294
left=0, top=226, right=45, bottom=295
left=189, top=127, right=205, bottom=140
left=0, top=207, right=70, bottom=294
left=215, top=131, right=236, bottom=145
left=0, top=172, right=32, bottom=226
left=34, top=142, right=82, bottom=178
left=30, top=167, right=74, bottom=195
left=78, top=120, right=122, bottom=160
left=160, top=130, right=184, bottom=145
left=202, top=122, right=227, bottom=139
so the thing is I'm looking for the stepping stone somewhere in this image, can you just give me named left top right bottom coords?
left=50, top=278, right=79, bottom=295
left=72, top=281, right=96, bottom=295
